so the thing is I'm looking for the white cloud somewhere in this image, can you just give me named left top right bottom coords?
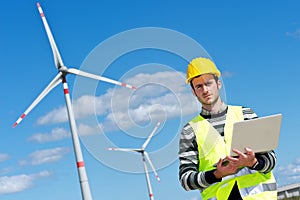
left=19, top=147, right=71, bottom=166
left=0, top=168, right=12, bottom=176
left=77, top=123, right=102, bottom=136
left=36, top=89, right=114, bottom=126
left=0, top=171, right=51, bottom=194
left=0, top=153, right=9, bottom=163
left=28, top=127, right=70, bottom=143
left=36, top=71, right=200, bottom=132
left=274, top=157, right=300, bottom=186
left=36, top=106, right=68, bottom=125
left=286, top=29, right=300, bottom=39
left=221, top=71, right=235, bottom=78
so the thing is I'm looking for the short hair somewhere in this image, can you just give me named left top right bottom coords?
left=190, top=74, right=219, bottom=90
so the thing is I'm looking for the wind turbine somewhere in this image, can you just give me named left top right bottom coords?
left=107, top=122, right=161, bottom=200
left=13, top=2, right=136, bottom=200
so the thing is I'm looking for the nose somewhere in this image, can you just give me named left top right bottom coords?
left=203, top=85, right=209, bottom=92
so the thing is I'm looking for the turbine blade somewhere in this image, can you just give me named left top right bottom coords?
left=13, top=73, right=62, bottom=127
left=144, top=152, right=160, bottom=182
left=106, top=147, right=140, bottom=152
left=67, top=68, right=137, bottom=90
left=36, top=2, right=64, bottom=69
left=142, top=122, right=161, bottom=150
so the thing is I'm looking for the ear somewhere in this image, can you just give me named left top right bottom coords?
left=217, top=79, right=222, bottom=89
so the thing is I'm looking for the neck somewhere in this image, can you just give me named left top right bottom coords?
left=202, top=99, right=223, bottom=114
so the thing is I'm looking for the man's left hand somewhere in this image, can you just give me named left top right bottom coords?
left=226, top=148, right=257, bottom=168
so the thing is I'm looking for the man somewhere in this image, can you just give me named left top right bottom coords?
left=178, top=57, right=277, bottom=200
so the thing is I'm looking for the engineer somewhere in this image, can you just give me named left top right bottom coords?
left=178, top=57, right=277, bottom=200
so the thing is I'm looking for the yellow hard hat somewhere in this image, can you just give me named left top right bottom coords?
left=186, top=57, right=221, bottom=84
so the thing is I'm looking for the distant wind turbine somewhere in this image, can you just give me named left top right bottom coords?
left=107, top=122, right=161, bottom=200
left=13, top=2, right=136, bottom=200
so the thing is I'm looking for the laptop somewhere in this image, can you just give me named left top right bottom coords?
left=229, top=113, right=282, bottom=156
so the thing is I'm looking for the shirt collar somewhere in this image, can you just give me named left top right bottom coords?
left=201, top=102, right=227, bottom=116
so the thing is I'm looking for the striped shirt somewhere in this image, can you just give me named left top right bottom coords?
left=178, top=105, right=277, bottom=191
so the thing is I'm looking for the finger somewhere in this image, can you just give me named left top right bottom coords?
left=245, top=147, right=255, bottom=155
left=217, top=158, right=223, bottom=167
left=232, top=148, right=243, bottom=155
left=229, top=162, right=238, bottom=167
left=226, top=155, right=239, bottom=162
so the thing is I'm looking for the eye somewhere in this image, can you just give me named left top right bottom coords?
left=195, top=84, right=203, bottom=90
left=206, top=80, right=213, bottom=86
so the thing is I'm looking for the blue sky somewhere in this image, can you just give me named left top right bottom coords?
left=1, top=0, right=300, bottom=199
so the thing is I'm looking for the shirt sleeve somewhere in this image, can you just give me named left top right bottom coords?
left=250, top=150, right=277, bottom=173
left=178, top=124, right=221, bottom=191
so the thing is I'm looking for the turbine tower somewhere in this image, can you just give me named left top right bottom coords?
left=13, top=3, right=136, bottom=200
left=107, top=122, right=161, bottom=200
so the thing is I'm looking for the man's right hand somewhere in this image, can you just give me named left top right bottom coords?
left=213, top=158, right=239, bottom=179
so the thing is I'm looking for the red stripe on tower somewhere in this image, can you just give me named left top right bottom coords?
left=62, top=77, right=69, bottom=94
left=77, top=161, right=85, bottom=168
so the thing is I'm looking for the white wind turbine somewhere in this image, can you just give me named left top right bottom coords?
left=107, top=122, right=161, bottom=200
left=13, top=2, right=136, bottom=200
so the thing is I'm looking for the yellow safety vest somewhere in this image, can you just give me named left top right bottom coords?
left=189, top=106, right=277, bottom=200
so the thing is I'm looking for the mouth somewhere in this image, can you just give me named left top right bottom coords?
left=203, top=94, right=211, bottom=99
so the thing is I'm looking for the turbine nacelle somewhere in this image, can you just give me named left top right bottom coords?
left=58, top=65, right=68, bottom=72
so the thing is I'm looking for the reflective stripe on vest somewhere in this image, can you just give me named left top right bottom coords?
left=239, top=182, right=277, bottom=197
left=188, top=105, right=277, bottom=200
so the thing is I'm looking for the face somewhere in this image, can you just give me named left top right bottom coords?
left=191, top=74, right=222, bottom=108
